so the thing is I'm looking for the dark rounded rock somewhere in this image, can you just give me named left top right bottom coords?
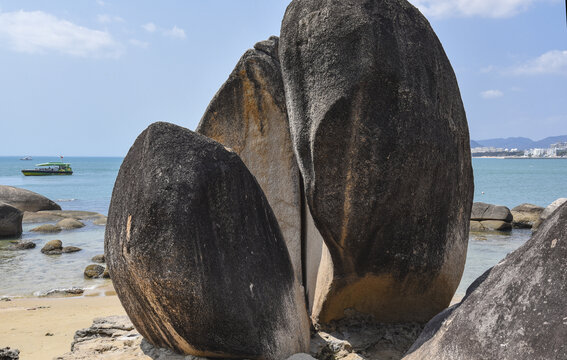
left=105, top=122, right=310, bottom=358
left=280, top=0, right=473, bottom=323
left=471, top=202, right=513, bottom=222
left=0, top=202, right=23, bottom=238
left=84, top=264, right=105, bottom=278
left=197, top=36, right=303, bottom=283
left=0, top=185, right=60, bottom=212
left=91, top=254, right=105, bottom=263
left=405, top=202, right=567, bottom=359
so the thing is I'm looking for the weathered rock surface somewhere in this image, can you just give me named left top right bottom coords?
left=0, top=202, right=23, bottom=237
left=6, top=241, right=36, bottom=250
left=311, top=313, right=423, bottom=360
left=23, top=210, right=104, bottom=224
left=511, top=203, right=544, bottom=229
left=196, top=36, right=303, bottom=282
left=533, top=198, right=567, bottom=229
left=0, top=347, right=20, bottom=360
left=56, top=218, right=85, bottom=229
left=41, top=239, right=63, bottom=255
left=30, top=224, right=62, bottom=233
left=105, top=122, right=310, bottom=359
left=58, top=315, right=421, bottom=360
left=84, top=264, right=105, bottom=278
left=280, top=0, right=473, bottom=323
left=471, top=202, right=513, bottom=222
left=91, top=254, right=105, bottom=263
left=404, top=202, right=567, bottom=359
left=0, top=185, right=60, bottom=212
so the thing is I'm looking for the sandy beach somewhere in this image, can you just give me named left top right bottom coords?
left=0, top=293, right=126, bottom=360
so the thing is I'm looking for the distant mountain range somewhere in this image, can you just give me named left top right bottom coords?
left=470, top=136, right=567, bottom=150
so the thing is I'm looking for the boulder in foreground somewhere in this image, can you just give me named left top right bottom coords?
left=280, top=0, right=473, bottom=323
left=404, top=202, right=567, bottom=359
left=105, top=122, right=310, bottom=359
left=0, top=202, right=23, bottom=237
left=0, top=185, right=60, bottom=212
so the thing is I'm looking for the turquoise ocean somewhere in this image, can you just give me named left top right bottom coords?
left=0, top=156, right=566, bottom=298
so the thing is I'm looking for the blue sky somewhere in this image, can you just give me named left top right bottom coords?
left=0, top=0, right=565, bottom=156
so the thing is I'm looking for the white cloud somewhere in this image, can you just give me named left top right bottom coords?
left=481, top=89, right=504, bottom=99
left=480, top=65, right=495, bottom=74
left=409, top=0, right=553, bottom=18
left=97, top=14, right=124, bottom=24
left=510, top=50, right=567, bottom=76
left=96, top=0, right=105, bottom=6
left=142, top=22, right=156, bottom=33
left=163, top=25, right=185, bottom=39
left=129, top=38, right=149, bottom=49
left=0, top=10, right=122, bottom=58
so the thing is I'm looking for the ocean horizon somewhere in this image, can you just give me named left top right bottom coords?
left=0, top=156, right=566, bottom=298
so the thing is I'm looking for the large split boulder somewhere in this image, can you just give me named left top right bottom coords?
left=105, top=122, right=310, bottom=359
left=0, top=185, right=60, bottom=212
left=0, top=202, right=23, bottom=237
left=280, top=0, right=473, bottom=323
left=470, top=202, right=513, bottom=232
left=404, top=202, right=567, bottom=359
left=196, top=36, right=303, bottom=282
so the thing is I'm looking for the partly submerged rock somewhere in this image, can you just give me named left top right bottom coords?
left=84, top=264, right=105, bottom=278
left=91, top=254, right=105, bottom=263
left=469, top=220, right=512, bottom=232
left=105, top=122, right=310, bottom=358
left=62, top=246, right=82, bottom=253
left=31, top=224, right=62, bottom=233
left=511, top=203, right=544, bottom=229
left=92, top=216, right=107, bottom=226
left=280, top=0, right=473, bottom=323
left=56, top=218, right=85, bottom=229
left=41, top=239, right=63, bottom=255
left=197, top=36, right=303, bottom=282
left=23, top=210, right=104, bottom=224
left=404, top=202, right=567, bottom=359
left=6, top=241, right=36, bottom=250
left=0, top=202, right=23, bottom=238
left=0, top=185, right=60, bottom=212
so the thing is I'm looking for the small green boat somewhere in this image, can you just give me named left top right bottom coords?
left=22, top=162, right=73, bottom=176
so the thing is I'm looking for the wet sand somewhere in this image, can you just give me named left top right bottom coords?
left=0, top=293, right=126, bottom=360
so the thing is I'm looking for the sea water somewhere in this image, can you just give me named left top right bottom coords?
left=0, top=157, right=566, bottom=298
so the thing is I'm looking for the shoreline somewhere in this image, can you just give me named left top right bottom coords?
left=0, top=294, right=126, bottom=360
